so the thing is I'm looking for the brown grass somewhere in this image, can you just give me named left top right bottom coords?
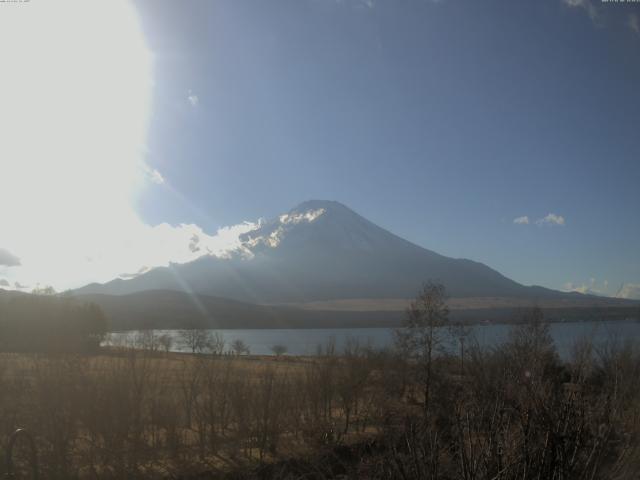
left=1, top=329, right=640, bottom=479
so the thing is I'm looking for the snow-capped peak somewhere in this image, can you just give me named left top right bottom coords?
left=279, top=208, right=325, bottom=225
left=241, top=207, right=326, bottom=250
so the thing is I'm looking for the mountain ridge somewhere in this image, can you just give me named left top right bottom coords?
left=72, top=200, right=602, bottom=303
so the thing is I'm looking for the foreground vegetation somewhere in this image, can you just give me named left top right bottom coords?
left=2, top=334, right=639, bottom=479
left=1, top=285, right=640, bottom=479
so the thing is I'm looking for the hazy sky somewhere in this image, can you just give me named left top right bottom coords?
left=1, top=0, right=639, bottom=295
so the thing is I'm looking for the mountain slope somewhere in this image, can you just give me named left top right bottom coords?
left=74, top=200, right=577, bottom=303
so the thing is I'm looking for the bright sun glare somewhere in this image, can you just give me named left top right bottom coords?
left=0, top=0, right=152, bottom=288
left=0, top=0, right=253, bottom=291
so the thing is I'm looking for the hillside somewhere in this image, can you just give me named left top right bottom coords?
left=76, top=290, right=639, bottom=331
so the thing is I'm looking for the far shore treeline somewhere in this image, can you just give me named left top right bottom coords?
left=0, top=293, right=108, bottom=352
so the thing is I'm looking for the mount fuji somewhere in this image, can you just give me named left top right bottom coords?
left=75, top=200, right=567, bottom=303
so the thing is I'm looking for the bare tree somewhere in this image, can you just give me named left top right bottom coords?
left=31, top=284, right=57, bottom=295
left=231, top=338, right=250, bottom=356
left=449, top=321, right=472, bottom=374
left=337, top=338, right=372, bottom=434
left=270, top=344, right=287, bottom=357
left=179, top=329, right=210, bottom=354
left=135, top=330, right=159, bottom=352
left=157, top=334, right=173, bottom=353
left=205, top=332, right=226, bottom=356
left=505, top=306, right=557, bottom=381
left=395, top=281, right=449, bottom=417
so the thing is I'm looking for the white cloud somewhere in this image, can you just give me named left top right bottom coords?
left=573, top=285, right=601, bottom=296
left=513, top=215, right=530, bottom=225
left=141, top=162, right=165, bottom=185
left=563, top=281, right=604, bottom=296
left=107, top=220, right=259, bottom=279
left=119, top=266, right=150, bottom=279
left=563, top=0, right=640, bottom=34
left=2, top=215, right=259, bottom=291
left=629, top=13, right=640, bottom=35
left=187, top=90, right=199, bottom=107
left=563, top=278, right=614, bottom=297
left=562, top=0, right=599, bottom=23
left=536, top=213, right=565, bottom=226
left=149, top=168, right=165, bottom=185
left=616, top=283, right=640, bottom=300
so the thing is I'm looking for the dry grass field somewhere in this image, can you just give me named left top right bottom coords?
left=0, top=347, right=396, bottom=479
left=0, top=294, right=640, bottom=480
left=2, top=314, right=640, bottom=479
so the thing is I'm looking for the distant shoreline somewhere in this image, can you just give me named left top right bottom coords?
left=106, top=306, right=640, bottom=332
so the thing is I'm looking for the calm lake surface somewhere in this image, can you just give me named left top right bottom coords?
left=106, top=319, right=640, bottom=358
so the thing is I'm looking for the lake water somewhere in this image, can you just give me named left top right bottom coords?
left=105, top=319, right=640, bottom=358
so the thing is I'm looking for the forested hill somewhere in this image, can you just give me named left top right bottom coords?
left=0, top=291, right=107, bottom=352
